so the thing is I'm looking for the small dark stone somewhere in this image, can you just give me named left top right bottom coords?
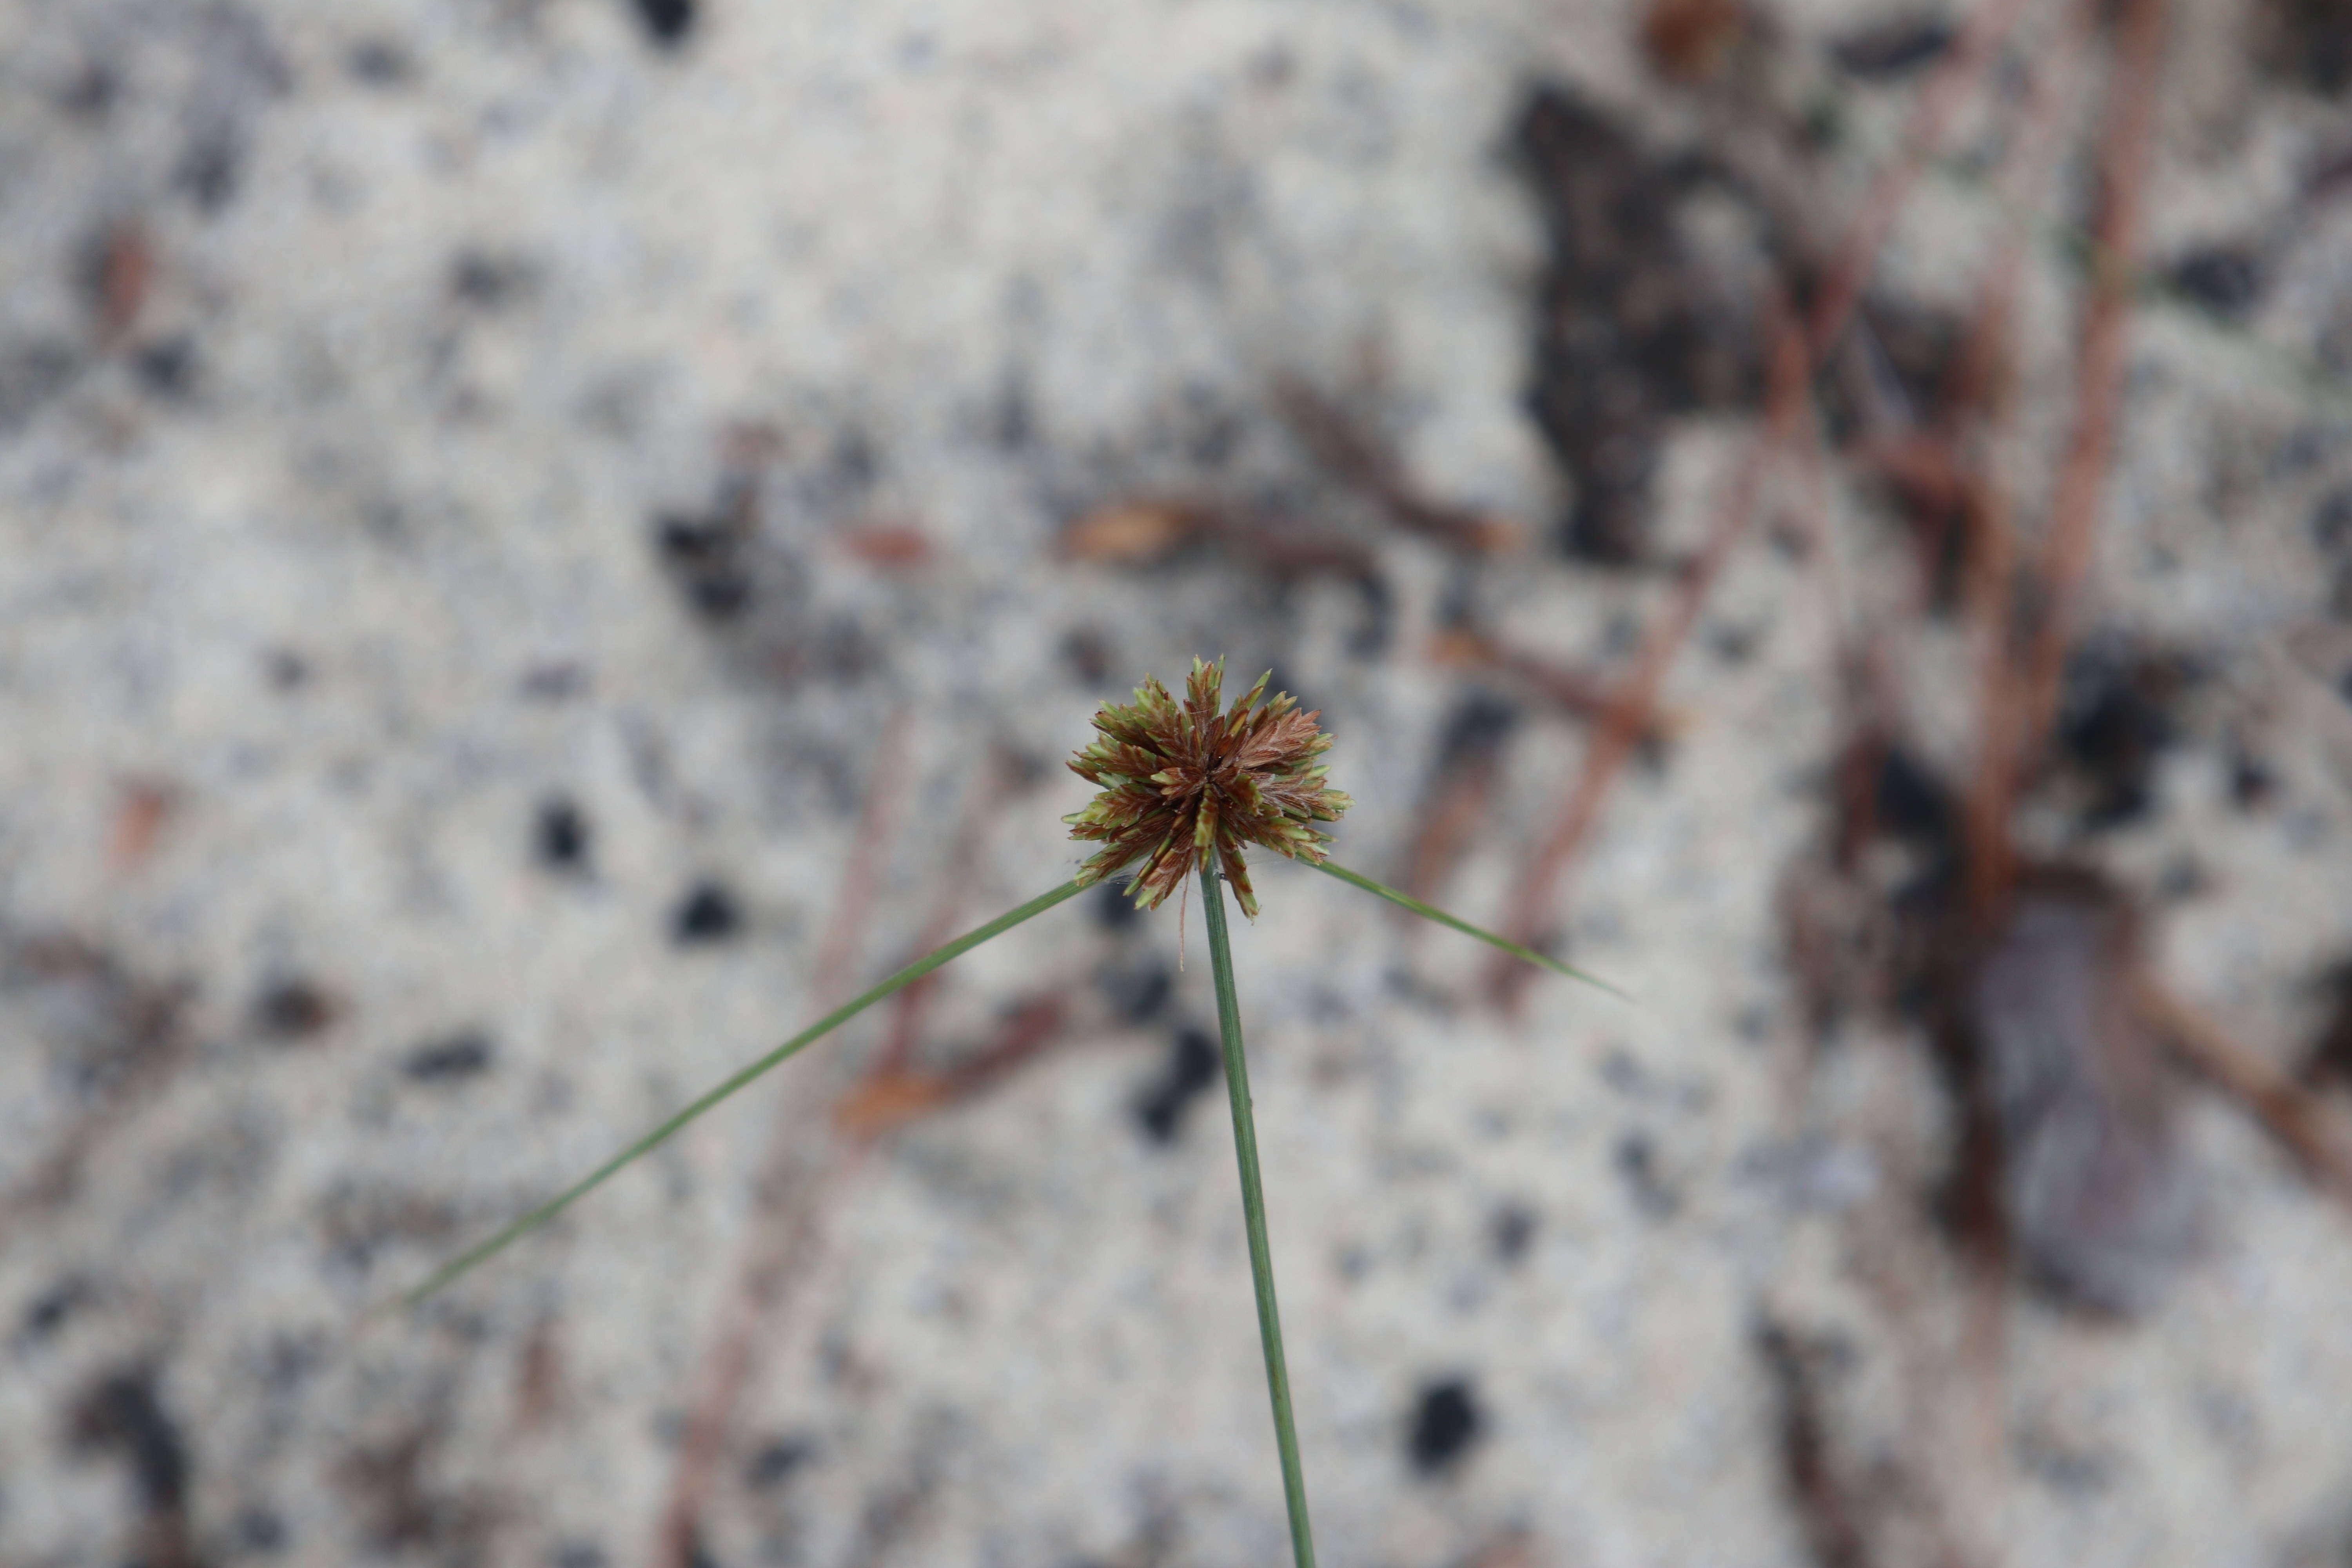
left=1406, top=1377, right=1483, bottom=1475
left=2315, top=488, right=2352, bottom=619
left=253, top=978, right=339, bottom=1041
left=633, top=0, right=696, bottom=46
left=2165, top=247, right=2263, bottom=319
left=450, top=250, right=535, bottom=310
left=655, top=514, right=753, bottom=620
left=1092, top=880, right=1142, bottom=931
left=535, top=797, right=591, bottom=872
left=2016, top=1431, right=2114, bottom=1494
left=2256, top=0, right=2352, bottom=96
left=2056, top=645, right=2190, bottom=831
left=1615, top=1133, right=1679, bottom=1218
left=2302, top=961, right=2352, bottom=1087
left=672, top=882, right=742, bottom=944
left=71, top=1368, right=190, bottom=1514
left=830, top=429, right=879, bottom=492
left=1490, top=1201, right=1538, bottom=1264
left=1435, top=694, right=1519, bottom=768
left=22, top=1277, right=90, bottom=1339
left=1100, top=960, right=1172, bottom=1023
left=993, top=372, right=1033, bottom=449
left=236, top=1505, right=288, bottom=1552
left=1874, top=744, right=1955, bottom=844
left=1062, top=628, right=1114, bottom=684
left=0, top=337, right=78, bottom=432
left=133, top=337, right=196, bottom=397
left=59, top=62, right=118, bottom=119
left=1830, top=15, right=1955, bottom=79
left=743, top=1436, right=814, bottom=1489
left=1133, top=1027, right=1220, bottom=1145
left=175, top=130, right=243, bottom=213
left=1348, top=571, right=1396, bottom=659
left=2228, top=748, right=2276, bottom=811
left=2314, top=487, right=2352, bottom=555
left=403, top=1032, right=494, bottom=1082
left=347, top=40, right=413, bottom=85
left=1709, top=622, right=1759, bottom=664
left=2156, top=855, right=2210, bottom=900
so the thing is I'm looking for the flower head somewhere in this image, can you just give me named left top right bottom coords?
left=1065, top=658, right=1351, bottom=918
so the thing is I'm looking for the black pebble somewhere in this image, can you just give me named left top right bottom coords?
left=2314, top=487, right=2352, bottom=555
left=450, top=250, right=534, bottom=310
left=1061, top=627, right=1112, bottom=683
left=2166, top=247, right=2263, bottom=318
left=235, top=1506, right=287, bottom=1552
left=1100, top=960, right=1172, bottom=1023
left=743, top=1436, right=814, bottom=1489
left=1490, top=1202, right=1538, bottom=1264
left=633, top=0, right=695, bottom=47
left=1615, top=1132, right=1679, bottom=1218
left=1830, top=15, right=1954, bottom=80
left=404, top=1032, right=494, bottom=1082
left=1406, top=1377, right=1483, bottom=1475
left=71, top=1368, right=190, bottom=1514
left=174, top=131, right=241, bottom=214
left=536, top=797, right=591, bottom=872
left=1133, top=1027, right=1220, bottom=1144
left=347, top=40, right=412, bottom=86
left=1873, top=744, right=1955, bottom=844
left=253, top=978, right=339, bottom=1041
left=133, top=337, right=196, bottom=398
left=655, top=514, right=753, bottom=620
left=2229, top=748, right=2276, bottom=811
left=1092, top=881, right=1141, bottom=931
left=1433, top=697, right=1518, bottom=771
left=22, top=1277, right=90, bottom=1340
left=672, top=882, right=742, bottom=944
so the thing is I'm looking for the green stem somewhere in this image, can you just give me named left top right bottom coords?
left=389, top=878, right=1089, bottom=1313
left=1201, top=861, right=1318, bottom=1568
left=1314, top=859, right=1630, bottom=1001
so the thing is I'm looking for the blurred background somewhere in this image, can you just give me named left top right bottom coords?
left=4, top=0, right=2352, bottom=1564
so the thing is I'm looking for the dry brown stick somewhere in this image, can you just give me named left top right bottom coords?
left=1430, top=628, right=1666, bottom=732
left=1929, top=10, right=2104, bottom=1470
left=2133, top=978, right=2352, bottom=1209
left=833, top=993, right=1073, bottom=1138
left=1272, top=376, right=1526, bottom=554
left=1488, top=302, right=1809, bottom=1005
left=1985, top=0, right=2172, bottom=875
left=1795, top=0, right=2065, bottom=690
left=1401, top=745, right=1509, bottom=907
left=1488, top=0, right=2044, bottom=1000
left=869, top=751, right=1023, bottom=1078
left=1804, top=0, right=2047, bottom=356
left=1949, top=0, right=2102, bottom=925
left=653, top=714, right=915, bottom=1568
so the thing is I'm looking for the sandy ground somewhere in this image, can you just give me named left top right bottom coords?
left=3, top=0, right=2352, bottom=1565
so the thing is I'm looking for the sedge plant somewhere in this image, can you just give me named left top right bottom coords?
left=398, top=658, right=1616, bottom=1565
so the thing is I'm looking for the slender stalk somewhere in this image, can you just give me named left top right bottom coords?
left=1314, top=860, right=1630, bottom=1000
left=1201, top=862, right=1318, bottom=1568
left=390, top=878, right=1088, bottom=1313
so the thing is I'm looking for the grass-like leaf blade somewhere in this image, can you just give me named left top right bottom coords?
left=388, top=878, right=1088, bottom=1312
left=1313, top=860, right=1629, bottom=1000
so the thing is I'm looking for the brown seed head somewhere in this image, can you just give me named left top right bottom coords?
left=1065, top=658, right=1352, bottom=918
